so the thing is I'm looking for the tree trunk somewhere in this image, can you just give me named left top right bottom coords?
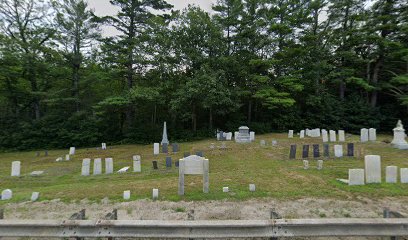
left=72, top=64, right=80, bottom=112
left=247, top=99, right=252, bottom=124
left=370, top=57, right=383, bottom=107
left=339, top=81, right=345, bottom=100
left=209, top=107, right=213, bottom=130
left=192, top=103, right=197, bottom=132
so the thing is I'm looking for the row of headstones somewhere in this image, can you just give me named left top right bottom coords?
left=360, top=128, right=377, bottom=142
left=217, top=131, right=256, bottom=141
left=81, top=156, right=142, bottom=176
left=289, top=143, right=355, bottom=159
left=10, top=161, right=43, bottom=177
left=302, top=160, right=324, bottom=170
left=346, top=155, right=406, bottom=185
left=260, top=140, right=278, bottom=146
left=153, top=143, right=179, bottom=155
left=1, top=189, right=39, bottom=201
left=289, top=129, right=346, bottom=142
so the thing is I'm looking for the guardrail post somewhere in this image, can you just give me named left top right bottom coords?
left=105, top=209, right=118, bottom=240
left=383, top=208, right=401, bottom=240
left=69, top=209, right=85, bottom=240
left=269, top=208, right=281, bottom=240
left=188, top=210, right=195, bottom=240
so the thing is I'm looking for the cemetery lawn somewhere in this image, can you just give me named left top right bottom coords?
left=0, top=133, right=407, bottom=205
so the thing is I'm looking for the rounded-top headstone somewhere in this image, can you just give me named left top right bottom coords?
left=1, top=189, right=12, bottom=200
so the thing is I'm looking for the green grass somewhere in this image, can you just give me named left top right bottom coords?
left=0, top=133, right=407, bottom=205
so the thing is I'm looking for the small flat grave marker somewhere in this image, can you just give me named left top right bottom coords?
left=249, top=184, right=256, bottom=192
left=152, top=189, right=159, bottom=200
left=123, top=190, right=130, bottom=200
left=223, top=187, right=229, bottom=193
left=31, top=192, right=39, bottom=201
left=30, top=171, right=44, bottom=176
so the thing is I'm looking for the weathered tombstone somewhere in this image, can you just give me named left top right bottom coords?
left=323, top=144, right=329, bottom=157
left=234, top=131, right=239, bottom=141
left=338, top=130, right=345, bottom=142
left=117, top=166, right=130, bottom=173
left=196, top=151, right=204, bottom=157
left=223, top=187, right=229, bottom=193
left=105, top=158, right=113, bottom=174
left=288, top=130, right=294, bottom=138
left=322, top=130, right=328, bottom=143
left=289, top=145, right=297, bottom=159
left=302, top=145, right=309, bottom=158
left=65, top=154, right=70, bottom=161
left=184, top=152, right=190, bottom=158
left=306, top=128, right=310, bottom=137
left=153, top=143, right=160, bottom=155
left=236, top=126, right=251, bottom=143
left=93, top=158, right=102, bottom=175
left=69, top=147, right=75, bottom=155
left=260, top=140, right=266, bottom=146
left=360, top=128, right=369, bottom=143
left=391, top=120, right=408, bottom=149
left=226, top=132, right=232, bottom=141
left=166, top=156, right=172, bottom=168
left=175, top=161, right=179, bottom=168
left=152, top=160, right=158, bottom=169
left=31, top=192, right=39, bottom=201
left=172, top=143, right=179, bottom=153
left=386, top=166, right=398, bottom=183
left=349, top=169, right=365, bottom=186
left=81, top=158, right=91, bottom=176
left=334, top=145, right=343, bottom=158
left=162, top=143, right=168, bottom=154
left=250, top=131, right=255, bottom=141
left=133, top=155, right=141, bottom=172
left=30, top=171, right=44, bottom=176
left=329, top=130, right=336, bottom=142
left=401, top=168, right=408, bottom=183
left=249, top=184, right=256, bottom=192
left=11, top=161, right=21, bottom=177
left=303, top=160, right=309, bottom=170
left=347, top=143, right=354, bottom=157
left=1, top=189, right=12, bottom=200
left=272, top=140, right=278, bottom=146
left=152, top=188, right=159, bottom=200
left=161, top=121, right=169, bottom=145
left=123, top=190, right=130, bottom=200
left=369, top=128, right=377, bottom=141
left=178, top=155, right=209, bottom=195
left=313, top=144, right=320, bottom=158
left=300, top=130, right=305, bottom=138
left=365, top=155, right=381, bottom=183
left=317, top=160, right=323, bottom=170
left=102, top=143, right=107, bottom=150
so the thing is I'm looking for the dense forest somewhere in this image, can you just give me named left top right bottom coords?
left=0, top=0, right=407, bottom=150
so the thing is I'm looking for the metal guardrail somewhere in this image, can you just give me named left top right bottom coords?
left=0, top=218, right=408, bottom=238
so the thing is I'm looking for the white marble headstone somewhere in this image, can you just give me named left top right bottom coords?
left=334, top=145, right=343, bottom=157
left=69, top=147, right=75, bottom=155
left=303, top=160, right=309, bottom=169
left=65, top=154, right=70, bottom=161
left=153, top=143, right=159, bottom=155
left=338, top=130, right=345, bottom=142
left=105, top=158, right=113, bottom=174
left=250, top=131, right=255, bottom=141
left=1, top=189, right=12, bottom=200
left=93, top=158, right=102, bottom=175
left=118, top=166, right=130, bottom=173
left=364, top=155, right=381, bottom=183
left=11, top=161, right=21, bottom=177
left=31, top=192, right=39, bottom=201
left=317, top=160, right=323, bottom=170
left=152, top=188, right=159, bottom=200
left=386, top=166, right=397, bottom=183
left=329, top=130, right=336, bottom=142
left=349, top=169, right=365, bottom=185
left=226, top=132, right=232, bottom=141
left=300, top=130, right=305, bottom=138
left=321, top=130, right=328, bottom=143
left=81, top=158, right=91, bottom=176
left=401, top=168, right=408, bottom=183
left=123, top=190, right=130, bottom=200
left=360, top=128, right=368, bottom=142
left=369, top=128, right=377, bottom=141
left=102, top=143, right=107, bottom=150
left=249, top=184, right=256, bottom=192
left=133, top=155, right=141, bottom=172
left=234, top=132, right=239, bottom=140
left=288, top=130, right=294, bottom=138
left=223, top=187, right=229, bottom=193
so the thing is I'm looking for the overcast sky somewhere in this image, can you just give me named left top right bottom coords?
left=87, top=0, right=216, bottom=36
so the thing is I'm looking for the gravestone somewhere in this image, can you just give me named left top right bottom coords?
left=152, top=189, right=159, bottom=200
left=56, top=157, right=63, bottom=162
left=133, top=155, right=141, bottom=172
left=93, top=158, right=102, bottom=175
left=360, top=128, right=369, bottom=143
left=349, top=169, right=365, bottom=186
left=226, top=132, right=232, bottom=141
left=30, top=171, right=44, bottom=176
left=303, top=160, right=309, bottom=170
left=249, top=184, right=256, bottom=192
left=196, top=151, right=204, bottom=157
left=250, top=131, right=255, bottom=141
left=161, top=122, right=169, bottom=145
left=334, top=145, right=343, bottom=157
left=313, top=144, right=320, bottom=158
left=44, top=150, right=48, bottom=156
left=365, top=155, right=381, bottom=183
left=369, top=128, right=377, bottom=141
left=401, top=168, right=408, bottom=183
left=162, top=143, right=168, bottom=154
left=152, top=160, right=158, bottom=169
left=172, top=143, right=179, bottom=153
left=69, top=147, right=75, bottom=155
left=105, top=158, right=113, bottom=174
left=234, top=131, right=239, bottom=141
left=123, top=190, right=130, bottom=200
left=391, top=120, right=408, bottom=149
left=102, top=143, right=107, bottom=150
left=329, top=130, right=336, bottom=142
left=11, top=161, right=21, bottom=177
left=386, top=166, right=398, bottom=183
left=260, top=140, right=266, bottom=146
left=175, top=161, right=179, bottom=167
left=65, top=154, right=70, bottom=161
left=317, top=160, right=323, bottom=170
left=338, top=130, right=345, bottom=142
left=81, top=158, right=91, bottom=176
left=288, top=130, right=294, bottom=138
left=323, top=144, right=329, bottom=157
left=322, top=130, right=328, bottom=143
left=347, top=143, right=354, bottom=157
left=302, top=145, right=309, bottom=158
left=153, top=143, right=160, bottom=155
left=289, top=145, right=297, bottom=159
left=306, top=129, right=310, bottom=137
left=236, top=126, right=251, bottom=143
left=300, top=130, right=305, bottom=138
left=184, top=152, right=190, bottom=158
left=1, top=189, right=12, bottom=200
left=223, top=187, right=229, bottom=193
left=272, top=140, right=278, bottom=146
left=166, top=156, right=172, bottom=168
left=31, top=192, right=39, bottom=201
left=117, top=166, right=130, bottom=173
left=178, top=155, right=209, bottom=195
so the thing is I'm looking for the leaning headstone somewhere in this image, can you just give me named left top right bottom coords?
left=55, top=157, right=63, bottom=162
left=347, top=143, right=354, bottom=157
left=65, top=154, right=70, bottom=161
left=196, top=151, right=204, bottom=157
left=166, top=156, right=172, bottom=168
left=30, top=171, right=44, bottom=176
left=133, top=155, right=141, bottom=172
left=93, top=158, right=102, bottom=175
left=317, top=160, right=323, bottom=170
left=329, top=130, right=336, bottom=142
left=369, top=128, right=377, bottom=141
left=386, top=166, right=398, bottom=183
left=184, top=152, right=190, bottom=158
left=249, top=184, right=256, bottom=192
left=260, top=140, right=266, bottom=146
left=117, top=166, right=130, bottom=173
left=11, top=161, right=21, bottom=177
left=323, top=144, right=329, bottom=157
left=105, top=158, right=114, bottom=174
left=289, top=145, right=297, bottom=159
left=123, top=190, right=130, bottom=200
left=288, top=130, right=294, bottom=138
left=334, top=145, right=343, bottom=157
left=161, top=121, right=169, bottom=145
left=365, top=155, right=381, bottom=183
left=303, top=160, right=309, bottom=170
left=1, top=189, right=12, bottom=200
left=250, top=131, right=255, bottom=141
left=300, top=130, right=305, bottom=138
left=302, top=145, right=309, bottom=158
left=338, top=130, right=345, bottom=142
left=81, top=158, right=91, bottom=176
left=349, top=169, right=365, bottom=186
left=322, top=130, right=328, bottom=143
left=102, top=143, right=107, bottom=150
left=152, top=188, right=159, bottom=200
left=401, top=168, right=408, bottom=183
left=152, top=160, right=158, bottom=169
left=391, top=120, right=408, bottom=149
left=162, top=143, right=168, bottom=154
left=360, top=128, right=369, bottom=143
left=153, top=143, right=160, bottom=155
left=313, top=144, right=320, bottom=158
left=69, top=147, right=75, bottom=155
left=223, top=187, right=229, bottom=193
left=172, top=143, right=179, bottom=153
left=31, top=192, right=39, bottom=201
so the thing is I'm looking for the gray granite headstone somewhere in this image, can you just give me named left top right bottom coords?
left=162, top=143, right=168, bottom=154
left=289, top=145, right=296, bottom=159
left=323, top=144, right=329, bottom=157
left=153, top=160, right=158, bottom=169
left=347, top=143, right=354, bottom=157
left=302, top=145, right=309, bottom=158
left=313, top=144, right=320, bottom=158
left=172, top=143, right=179, bottom=153
left=166, top=156, right=172, bottom=168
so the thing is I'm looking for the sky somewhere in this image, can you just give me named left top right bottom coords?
left=87, top=0, right=217, bottom=36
